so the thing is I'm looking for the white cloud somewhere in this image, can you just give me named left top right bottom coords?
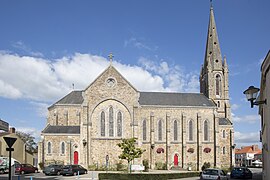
left=138, top=57, right=199, bottom=92
left=234, top=131, right=260, bottom=148
left=30, top=102, right=49, bottom=118
left=12, top=41, right=43, bottom=57
left=0, top=52, right=200, bottom=103
left=231, top=104, right=240, bottom=110
left=15, top=127, right=41, bottom=143
left=232, top=113, right=260, bottom=124
left=124, top=37, right=158, bottom=51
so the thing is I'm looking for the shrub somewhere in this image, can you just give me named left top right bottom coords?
left=38, top=162, right=44, bottom=170
left=116, top=161, right=126, bottom=171
left=155, top=162, right=167, bottom=170
left=142, top=159, right=149, bottom=172
left=201, top=162, right=211, bottom=171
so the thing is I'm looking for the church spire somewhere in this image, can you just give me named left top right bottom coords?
left=204, top=3, right=222, bottom=70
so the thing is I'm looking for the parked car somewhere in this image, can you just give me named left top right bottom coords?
left=0, top=157, right=20, bottom=174
left=200, top=168, right=228, bottom=180
left=230, top=167, right=253, bottom=179
left=61, top=165, right=87, bottom=176
left=15, top=164, right=38, bottom=174
left=43, top=164, right=63, bottom=175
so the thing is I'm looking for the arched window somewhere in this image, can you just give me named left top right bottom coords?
left=222, top=130, right=226, bottom=138
left=216, top=74, right=221, bottom=96
left=117, top=112, right=122, bottom=137
left=223, top=147, right=226, bottom=154
left=174, top=120, right=178, bottom=141
left=204, top=120, right=209, bottom=141
left=48, top=142, right=52, bottom=154
left=109, top=107, right=114, bottom=137
left=189, top=120, right=193, bottom=141
left=143, top=120, right=147, bottom=141
left=101, top=111, right=105, bottom=136
left=61, top=142, right=65, bottom=154
left=158, top=120, right=162, bottom=141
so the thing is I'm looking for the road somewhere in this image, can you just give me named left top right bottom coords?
left=0, top=168, right=262, bottom=180
left=175, top=168, right=262, bottom=180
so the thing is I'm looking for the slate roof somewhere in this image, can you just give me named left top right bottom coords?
left=42, top=125, right=80, bottom=134
left=51, top=91, right=84, bottom=107
left=139, top=92, right=215, bottom=107
left=219, top=118, right=232, bottom=125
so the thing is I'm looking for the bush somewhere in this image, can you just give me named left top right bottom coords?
left=38, top=162, right=44, bottom=170
left=201, top=162, right=211, bottom=171
left=142, top=159, right=149, bottom=172
left=116, top=161, right=126, bottom=171
left=155, top=162, right=167, bottom=170
left=99, top=172, right=200, bottom=180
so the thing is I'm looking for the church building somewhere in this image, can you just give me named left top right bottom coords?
left=38, top=5, right=234, bottom=170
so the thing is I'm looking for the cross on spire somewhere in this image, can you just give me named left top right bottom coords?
left=108, top=53, right=114, bottom=65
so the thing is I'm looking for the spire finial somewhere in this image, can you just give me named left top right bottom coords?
left=210, top=0, right=213, bottom=9
left=108, top=52, right=114, bottom=65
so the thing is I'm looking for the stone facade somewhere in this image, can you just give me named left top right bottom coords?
left=38, top=5, right=234, bottom=170
left=259, top=50, right=270, bottom=180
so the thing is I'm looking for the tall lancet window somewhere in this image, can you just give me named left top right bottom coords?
left=216, top=74, right=221, bottom=96
left=117, top=112, right=122, bottom=137
left=109, top=107, right=114, bottom=137
left=101, top=111, right=105, bottom=136
left=204, top=120, right=209, bottom=141
left=158, top=120, right=162, bottom=141
left=61, top=142, right=65, bottom=154
left=188, top=120, right=193, bottom=141
left=174, top=120, right=178, bottom=141
left=143, top=120, right=147, bottom=141
left=48, top=142, right=52, bottom=154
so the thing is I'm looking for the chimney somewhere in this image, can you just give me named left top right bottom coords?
left=9, top=127, right=15, bottom=133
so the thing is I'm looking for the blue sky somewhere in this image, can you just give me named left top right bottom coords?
left=0, top=0, right=269, bottom=148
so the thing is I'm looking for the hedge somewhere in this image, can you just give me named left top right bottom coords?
left=99, top=172, right=200, bottom=180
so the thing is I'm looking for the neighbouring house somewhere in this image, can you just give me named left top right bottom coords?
left=259, top=50, right=270, bottom=180
left=0, top=127, right=37, bottom=166
left=235, top=145, right=261, bottom=167
left=38, top=4, right=234, bottom=171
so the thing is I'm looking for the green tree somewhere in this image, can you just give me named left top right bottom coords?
left=117, top=138, right=145, bottom=173
left=16, top=131, right=37, bottom=153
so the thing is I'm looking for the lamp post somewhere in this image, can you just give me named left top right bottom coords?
left=243, top=86, right=267, bottom=108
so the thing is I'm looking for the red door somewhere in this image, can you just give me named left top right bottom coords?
left=74, top=151, right=79, bottom=164
left=174, top=154, right=178, bottom=166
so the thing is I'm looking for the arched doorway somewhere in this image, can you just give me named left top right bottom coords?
left=74, top=151, right=78, bottom=164
left=174, top=154, right=178, bottom=166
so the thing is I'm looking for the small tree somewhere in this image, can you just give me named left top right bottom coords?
left=16, top=131, right=37, bottom=153
left=117, top=138, right=145, bottom=173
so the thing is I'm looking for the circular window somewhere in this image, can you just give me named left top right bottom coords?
left=215, top=59, right=219, bottom=63
left=106, top=77, right=116, bottom=87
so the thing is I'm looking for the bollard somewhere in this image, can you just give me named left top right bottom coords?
left=30, top=177, right=33, bottom=180
left=77, top=171, right=80, bottom=179
left=92, top=171, right=94, bottom=180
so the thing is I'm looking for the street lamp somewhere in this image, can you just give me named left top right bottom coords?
left=243, top=86, right=267, bottom=108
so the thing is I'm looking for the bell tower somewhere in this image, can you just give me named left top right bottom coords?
left=200, top=4, right=231, bottom=120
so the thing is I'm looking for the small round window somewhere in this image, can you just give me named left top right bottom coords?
left=106, top=77, right=116, bottom=87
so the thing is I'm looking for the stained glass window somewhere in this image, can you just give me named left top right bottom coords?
left=204, top=120, right=209, bottom=141
left=48, top=142, right=51, bottom=154
left=189, top=120, right=193, bottom=141
left=109, top=107, right=114, bottom=137
left=174, top=120, right=178, bottom=141
left=158, top=120, right=162, bottom=141
left=143, top=120, right=146, bottom=141
left=101, top=111, right=105, bottom=136
left=61, top=142, right=65, bottom=154
left=117, top=112, right=122, bottom=137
